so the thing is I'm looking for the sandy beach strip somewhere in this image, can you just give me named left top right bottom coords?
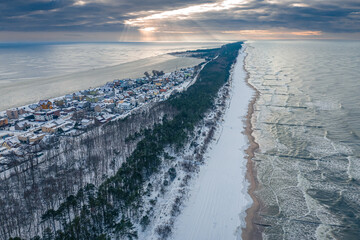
left=0, top=54, right=203, bottom=111
left=242, top=47, right=263, bottom=240
left=172, top=48, right=253, bottom=240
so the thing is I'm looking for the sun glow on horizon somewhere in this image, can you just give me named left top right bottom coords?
left=139, top=27, right=157, bottom=32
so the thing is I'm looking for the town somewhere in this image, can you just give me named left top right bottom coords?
left=0, top=67, right=197, bottom=164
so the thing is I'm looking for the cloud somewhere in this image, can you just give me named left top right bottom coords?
left=0, top=0, right=359, bottom=40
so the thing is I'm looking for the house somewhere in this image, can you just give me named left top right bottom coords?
left=100, top=85, right=113, bottom=92
left=87, top=89, right=98, bottom=95
left=41, top=119, right=66, bottom=134
left=127, top=91, right=135, bottom=96
left=15, top=121, right=30, bottom=131
left=34, top=111, right=54, bottom=122
left=118, top=102, right=132, bottom=110
left=81, top=119, right=93, bottom=127
left=41, top=122, right=57, bottom=133
left=21, top=113, right=34, bottom=120
left=18, top=133, right=33, bottom=143
left=77, top=101, right=90, bottom=109
left=65, top=94, right=73, bottom=102
left=0, top=132, right=12, bottom=140
left=54, top=99, right=65, bottom=107
left=0, top=118, right=8, bottom=127
left=71, top=110, right=85, bottom=121
left=73, top=92, right=86, bottom=101
left=1, top=137, right=18, bottom=149
left=48, top=110, right=61, bottom=118
left=18, top=133, right=45, bottom=144
left=28, top=104, right=38, bottom=110
left=6, top=109, right=19, bottom=119
left=64, top=107, right=76, bottom=113
left=2, top=141, right=12, bottom=149
left=113, top=79, right=121, bottom=86
left=29, top=133, right=45, bottom=143
left=86, top=96, right=99, bottom=103
left=94, top=114, right=114, bottom=125
left=39, top=100, right=53, bottom=110
left=137, top=95, right=145, bottom=104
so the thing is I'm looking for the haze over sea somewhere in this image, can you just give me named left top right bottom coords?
left=246, top=40, right=360, bottom=239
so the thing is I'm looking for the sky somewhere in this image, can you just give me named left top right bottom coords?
left=0, top=0, right=359, bottom=41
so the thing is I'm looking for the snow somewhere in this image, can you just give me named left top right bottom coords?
left=172, top=48, right=253, bottom=240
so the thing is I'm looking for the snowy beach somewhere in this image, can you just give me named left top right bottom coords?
left=172, top=48, right=253, bottom=240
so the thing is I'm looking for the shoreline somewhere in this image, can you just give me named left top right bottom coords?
left=172, top=48, right=253, bottom=240
left=242, top=47, right=263, bottom=240
left=0, top=54, right=203, bottom=111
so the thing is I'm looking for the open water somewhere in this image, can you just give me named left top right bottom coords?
left=0, top=42, right=221, bottom=82
left=245, top=40, right=360, bottom=239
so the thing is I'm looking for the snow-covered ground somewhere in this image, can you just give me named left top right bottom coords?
left=171, top=48, right=253, bottom=240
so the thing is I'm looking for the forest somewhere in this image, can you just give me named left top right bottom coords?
left=3, top=42, right=243, bottom=240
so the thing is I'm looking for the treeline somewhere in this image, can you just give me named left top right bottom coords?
left=171, top=47, right=221, bottom=59
left=9, top=42, right=243, bottom=240
left=1, top=102, right=176, bottom=240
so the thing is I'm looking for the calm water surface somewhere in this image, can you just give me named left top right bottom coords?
left=0, top=42, right=221, bottom=82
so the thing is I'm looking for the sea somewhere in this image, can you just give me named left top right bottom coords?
left=0, top=42, right=221, bottom=82
left=245, top=40, right=360, bottom=240
left=0, top=42, right=221, bottom=111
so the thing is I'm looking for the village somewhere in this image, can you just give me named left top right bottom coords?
left=0, top=67, right=197, bottom=164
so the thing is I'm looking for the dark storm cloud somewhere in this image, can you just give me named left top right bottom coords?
left=0, top=0, right=359, bottom=34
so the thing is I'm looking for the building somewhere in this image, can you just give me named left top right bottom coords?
left=48, top=110, right=61, bottom=118
left=0, top=132, right=12, bottom=140
left=0, top=118, right=8, bottom=127
left=41, top=123, right=57, bottom=133
left=29, top=134, right=45, bottom=143
left=54, top=99, right=65, bottom=107
left=6, top=109, right=19, bottom=119
left=100, top=85, right=113, bottom=92
left=2, top=141, right=12, bottom=149
left=39, top=100, right=53, bottom=110
left=15, top=121, right=30, bottom=131
left=18, top=133, right=45, bottom=144
left=34, top=111, right=54, bottom=122
left=118, top=102, right=132, bottom=110
left=95, top=114, right=114, bottom=125
left=86, top=96, right=99, bottom=103
left=65, top=94, right=73, bottom=102
left=73, top=92, right=85, bottom=101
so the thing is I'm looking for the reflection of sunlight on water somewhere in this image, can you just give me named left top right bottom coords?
left=245, top=41, right=360, bottom=239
